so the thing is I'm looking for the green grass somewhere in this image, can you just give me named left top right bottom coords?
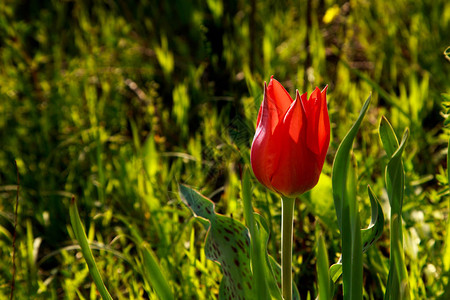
left=0, top=0, right=449, bottom=298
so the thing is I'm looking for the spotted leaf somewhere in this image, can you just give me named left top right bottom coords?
left=179, top=184, right=253, bottom=300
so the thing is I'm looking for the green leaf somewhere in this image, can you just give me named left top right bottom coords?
left=441, top=137, right=450, bottom=299
left=383, top=128, right=410, bottom=300
left=267, top=255, right=301, bottom=300
left=140, top=243, right=174, bottom=300
left=316, top=231, right=331, bottom=300
left=116, top=216, right=174, bottom=299
left=69, top=197, right=113, bottom=300
left=361, top=186, right=385, bottom=253
left=330, top=261, right=342, bottom=283
left=242, top=167, right=299, bottom=300
left=445, top=137, right=450, bottom=272
left=179, top=184, right=253, bottom=299
left=328, top=186, right=384, bottom=284
left=331, top=94, right=371, bottom=300
left=379, top=116, right=399, bottom=158
left=385, top=128, right=409, bottom=211
left=344, top=154, right=363, bottom=299
left=253, top=214, right=285, bottom=300
left=332, top=94, right=371, bottom=232
left=253, top=213, right=301, bottom=300
left=306, top=174, right=337, bottom=230
left=241, top=169, right=277, bottom=300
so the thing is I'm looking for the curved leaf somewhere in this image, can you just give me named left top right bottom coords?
left=379, top=116, right=399, bottom=158
left=331, top=94, right=371, bottom=300
left=116, top=215, right=174, bottom=299
left=332, top=94, right=371, bottom=232
left=179, top=184, right=253, bottom=299
left=330, top=261, right=342, bottom=283
left=268, top=255, right=301, bottom=300
left=329, top=185, right=384, bottom=283
left=361, top=186, right=385, bottom=253
left=382, top=127, right=410, bottom=300
left=69, top=197, right=113, bottom=300
left=241, top=169, right=274, bottom=300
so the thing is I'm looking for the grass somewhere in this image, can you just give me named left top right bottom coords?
left=0, top=0, right=449, bottom=298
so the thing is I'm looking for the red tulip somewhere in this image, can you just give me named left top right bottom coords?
left=250, top=77, right=330, bottom=197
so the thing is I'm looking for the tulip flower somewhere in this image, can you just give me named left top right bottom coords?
left=250, top=76, right=330, bottom=197
left=250, top=76, right=330, bottom=300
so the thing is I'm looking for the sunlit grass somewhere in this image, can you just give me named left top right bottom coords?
left=0, top=0, right=449, bottom=298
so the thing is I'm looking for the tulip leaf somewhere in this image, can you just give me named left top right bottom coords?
left=331, top=94, right=371, bottom=300
left=379, top=118, right=410, bottom=300
left=179, top=184, right=253, bottom=299
left=343, top=154, right=363, bottom=299
left=332, top=94, right=371, bottom=232
left=361, top=185, right=385, bottom=253
left=329, top=185, right=384, bottom=283
left=330, top=261, right=342, bottom=283
left=379, top=116, right=399, bottom=158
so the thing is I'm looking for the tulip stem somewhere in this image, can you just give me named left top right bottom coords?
left=281, top=196, right=296, bottom=300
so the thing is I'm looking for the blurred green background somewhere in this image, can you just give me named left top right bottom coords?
left=1, top=0, right=449, bottom=298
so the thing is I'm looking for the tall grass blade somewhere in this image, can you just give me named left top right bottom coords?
left=316, top=230, right=331, bottom=300
left=69, top=197, right=113, bottom=300
left=140, top=243, right=175, bottom=300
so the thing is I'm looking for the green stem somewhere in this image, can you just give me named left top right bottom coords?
left=281, top=196, right=295, bottom=300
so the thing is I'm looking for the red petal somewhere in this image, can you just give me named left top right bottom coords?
left=269, top=98, right=320, bottom=196
left=251, top=83, right=282, bottom=191
left=317, top=86, right=330, bottom=161
left=256, top=78, right=292, bottom=131
left=304, top=88, right=321, bottom=154
left=267, top=77, right=293, bottom=123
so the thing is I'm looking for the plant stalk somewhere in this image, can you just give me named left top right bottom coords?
left=281, top=196, right=296, bottom=300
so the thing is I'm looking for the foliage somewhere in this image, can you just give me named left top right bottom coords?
left=0, top=0, right=449, bottom=298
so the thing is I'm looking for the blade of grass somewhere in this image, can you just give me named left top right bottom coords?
left=439, top=136, right=450, bottom=300
left=340, top=60, right=408, bottom=118
left=316, top=229, right=331, bottom=300
left=114, top=215, right=174, bottom=299
left=69, top=197, right=113, bottom=300
left=444, top=136, right=450, bottom=272
left=10, top=161, right=19, bottom=300
left=140, top=242, right=175, bottom=300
